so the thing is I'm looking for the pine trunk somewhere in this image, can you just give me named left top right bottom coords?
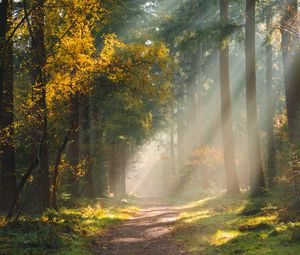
left=118, top=143, right=127, bottom=197
left=27, top=0, right=50, bottom=212
left=219, top=0, right=240, bottom=195
left=82, top=96, right=95, bottom=199
left=0, top=0, right=8, bottom=117
left=69, top=94, right=80, bottom=198
left=245, top=0, right=266, bottom=195
left=91, top=107, right=106, bottom=196
left=0, top=0, right=16, bottom=212
left=109, top=143, right=117, bottom=196
left=281, top=0, right=300, bottom=199
left=266, top=6, right=276, bottom=188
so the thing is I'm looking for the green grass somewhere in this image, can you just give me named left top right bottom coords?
left=0, top=199, right=139, bottom=255
left=174, top=189, right=300, bottom=255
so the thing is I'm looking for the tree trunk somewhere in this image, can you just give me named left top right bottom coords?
left=281, top=0, right=299, bottom=140
left=109, top=143, right=117, bottom=196
left=196, top=42, right=203, bottom=132
left=27, top=0, right=50, bottom=212
left=118, top=142, right=127, bottom=197
left=266, top=6, right=276, bottom=188
left=91, top=107, right=106, bottom=197
left=219, top=0, right=240, bottom=195
left=0, top=0, right=8, bottom=120
left=281, top=0, right=300, bottom=194
left=170, top=119, right=176, bottom=175
left=50, top=113, right=75, bottom=210
left=245, top=0, right=266, bottom=196
left=281, top=0, right=300, bottom=141
left=69, top=93, right=80, bottom=198
left=0, top=0, right=17, bottom=212
left=82, top=96, right=95, bottom=199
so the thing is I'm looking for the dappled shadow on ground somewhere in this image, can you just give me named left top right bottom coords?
left=174, top=191, right=300, bottom=255
left=95, top=204, right=190, bottom=255
left=0, top=200, right=136, bottom=255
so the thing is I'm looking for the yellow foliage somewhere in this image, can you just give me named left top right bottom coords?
left=45, top=0, right=105, bottom=104
left=99, top=35, right=173, bottom=102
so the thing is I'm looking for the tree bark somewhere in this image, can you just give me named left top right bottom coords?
left=266, top=6, right=276, bottom=188
left=245, top=0, right=266, bottom=195
left=281, top=0, right=299, bottom=141
left=280, top=0, right=300, bottom=199
left=27, top=0, right=50, bottom=212
left=82, top=96, right=95, bottom=199
left=0, top=0, right=8, bottom=120
left=118, top=142, right=127, bottom=196
left=69, top=93, right=81, bottom=198
left=109, top=142, right=117, bottom=196
left=219, top=0, right=240, bottom=195
left=170, top=114, right=176, bottom=175
left=50, top=113, right=76, bottom=210
left=91, top=107, right=106, bottom=196
left=0, top=0, right=17, bottom=212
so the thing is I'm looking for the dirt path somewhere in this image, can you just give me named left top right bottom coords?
left=95, top=202, right=190, bottom=255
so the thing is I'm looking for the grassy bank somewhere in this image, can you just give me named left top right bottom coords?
left=174, top=188, right=300, bottom=255
left=0, top=199, right=138, bottom=255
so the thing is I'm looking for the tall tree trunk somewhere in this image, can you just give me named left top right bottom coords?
left=281, top=0, right=300, bottom=198
left=0, top=0, right=8, bottom=120
left=188, top=53, right=198, bottom=128
left=91, top=107, right=106, bottom=196
left=27, top=0, right=50, bottom=212
left=245, top=0, right=266, bottom=195
left=219, top=0, right=240, bottom=195
left=170, top=109, right=176, bottom=175
left=266, top=6, right=276, bottom=188
left=109, top=142, right=117, bottom=196
left=281, top=0, right=299, bottom=140
left=69, top=93, right=80, bottom=198
left=82, top=96, right=95, bottom=199
left=50, top=109, right=76, bottom=210
left=0, top=0, right=16, bottom=212
left=196, top=42, right=203, bottom=132
left=118, top=142, right=127, bottom=196
left=281, top=0, right=299, bottom=142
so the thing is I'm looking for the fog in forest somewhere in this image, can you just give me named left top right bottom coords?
left=1, top=0, right=300, bottom=254
left=125, top=0, right=286, bottom=199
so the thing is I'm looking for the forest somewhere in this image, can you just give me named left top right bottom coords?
left=0, top=0, right=300, bottom=254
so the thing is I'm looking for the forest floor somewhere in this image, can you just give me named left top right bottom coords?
left=173, top=187, right=300, bottom=255
left=94, top=188, right=300, bottom=255
left=0, top=199, right=139, bottom=255
left=95, top=200, right=190, bottom=255
left=1, top=188, right=300, bottom=255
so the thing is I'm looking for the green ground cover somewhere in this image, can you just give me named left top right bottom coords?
left=0, top=199, right=138, bottom=255
left=175, top=189, right=300, bottom=255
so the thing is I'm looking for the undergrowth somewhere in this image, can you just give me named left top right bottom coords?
left=0, top=199, right=138, bottom=255
left=175, top=187, right=300, bottom=255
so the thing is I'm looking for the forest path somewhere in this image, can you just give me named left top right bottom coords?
left=95, top=200, right=190, bottom=255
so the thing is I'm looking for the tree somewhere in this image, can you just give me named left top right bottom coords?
left=0, top=0, right=8, bottom=117
left=280, top=0, right=300, bottom=199
left=82, top=96, right=95, bottom=199
left=245, top=0, right=266, bottom=195
left=0, top=0, right=16, bottom=212
left=265, top=3, right=275, bottom=188
left=26, top=0, right=50, bottom=212
left=219, top=0, right=240, bottom=194
left=68, top=94, right=80, bottom=198
left=281, top=0, right=299, bottom=135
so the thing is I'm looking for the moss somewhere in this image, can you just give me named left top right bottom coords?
left=0, top=199, right=139, bottom=255
left=174, top=191, right=300, bottom=255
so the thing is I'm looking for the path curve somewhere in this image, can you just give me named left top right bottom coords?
left=95, top=202, right=190, bottom=255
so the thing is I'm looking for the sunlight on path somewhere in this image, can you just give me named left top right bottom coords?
left=95, top=203, right=190, bottom=255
